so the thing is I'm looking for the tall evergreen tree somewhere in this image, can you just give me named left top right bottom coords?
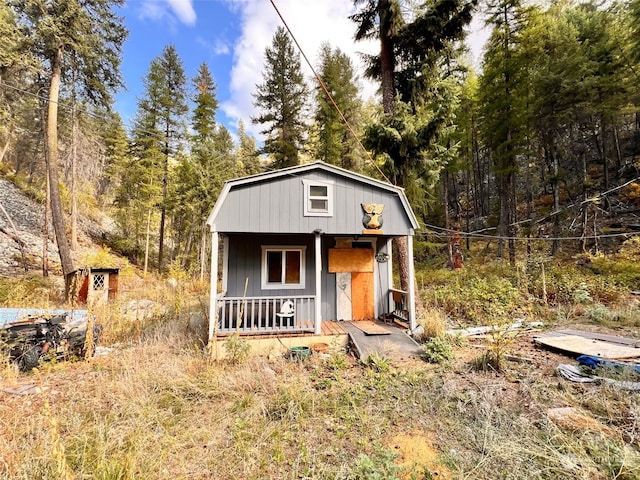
left=313, top=43, right=362, bottom=170
left=141, top=45, right=188, bottom=271
left=12, top=0, right=127, bottom=285
left=0, top=3, right=36, bottom=163
left=478, top=0, right=529, bottom=264
left=236, top=120, right=261, bottom=175
left=170, top=63, right=239, bottom=271
left=352, top=0, right=475, bottom=287
left=252, top=27, right=309, bottom=169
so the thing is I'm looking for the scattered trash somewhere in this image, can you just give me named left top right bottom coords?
left=535, top=330, right=640, bottom=360
left=577, top=354, right=640, bottom=373
left=446, top=320, right=544, bottom=337
left=309, top=342, right=329, bottom=354
left=0, top=308, right=100, bottom=371
left=3, top=384, right=47, bottom=396
left=288, top=346, right=311, bottom=361
left=556, top=364, right=640, bottom=391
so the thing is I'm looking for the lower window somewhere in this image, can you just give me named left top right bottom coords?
left=262, top=247, right=305, bottom=289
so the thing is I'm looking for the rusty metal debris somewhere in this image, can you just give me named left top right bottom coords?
left=0, top=309, right=100, bottom=371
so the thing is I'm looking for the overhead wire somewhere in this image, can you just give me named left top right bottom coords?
left=420, top=222, right=640, bottom=242
left=269, top=1, right=640, bottom=246
left=269, top=0, right=392, bottom=185
left=0, top=79, right=169, bottom=144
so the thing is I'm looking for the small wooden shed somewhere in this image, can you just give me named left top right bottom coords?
left=74, top=267, right=119, bottom=305
left=206, top=162, right=419, bottom=340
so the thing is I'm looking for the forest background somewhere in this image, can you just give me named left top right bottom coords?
left=1, top=0, right=640, bottom=278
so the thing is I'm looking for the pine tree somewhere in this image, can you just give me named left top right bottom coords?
left=236, top=120, right=261, bottom=175
left=478, top=0, right=530, bottom=264
left=12, top=0, right=127, bottom=287
left=352, top=0, right=475, bottom=288
left=313, top=43, right=362, bottom=170
left=141, top=45, right=188, bottom=271
left=170, top=63, right=239, bottom=271
left=252, top=27, right=309, bottom=169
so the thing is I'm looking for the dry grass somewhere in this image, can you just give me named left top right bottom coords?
left=2, top=264, right=640, bottom=479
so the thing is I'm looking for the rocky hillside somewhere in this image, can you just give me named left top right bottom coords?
left=0, top=177, right=110, bottom=277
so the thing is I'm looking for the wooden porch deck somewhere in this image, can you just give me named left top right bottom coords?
left=215, top=321, right=347, bottom=339
left=211, top=321, right=349, bottom=359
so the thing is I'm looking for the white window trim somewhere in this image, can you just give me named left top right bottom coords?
left=261, top=246, right=306, bottom=290
left=302, top=179, right=333, bottom=217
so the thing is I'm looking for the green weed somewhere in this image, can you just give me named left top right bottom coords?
left=422, top=336, right=454, bottom=364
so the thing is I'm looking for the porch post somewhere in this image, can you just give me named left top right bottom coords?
left=314, top=230, right=322, bottom=335
left=407, top=231, right=417, bottom=332
left=208, top=228, right=219, bottom=343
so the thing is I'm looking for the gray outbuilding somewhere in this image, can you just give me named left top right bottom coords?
left=206, top=161, right=419, bottom=340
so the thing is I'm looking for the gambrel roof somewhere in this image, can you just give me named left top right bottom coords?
left=207, top=161, right=419, bottom=235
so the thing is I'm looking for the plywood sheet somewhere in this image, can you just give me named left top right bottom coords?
left=351, top=271, right=374, bottom=320
left=534, top=335, right=640, bottom=360
left=328, top=248, right=374, bottom=273
left=352, top=320, right=391, bottom=335
left=538, top=329, right=640, bottom=347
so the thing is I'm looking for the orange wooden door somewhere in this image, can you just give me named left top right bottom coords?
left=351, top=271, right=374, bottom=320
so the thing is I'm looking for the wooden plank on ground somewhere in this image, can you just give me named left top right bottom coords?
left=534, top=334, right=640, bottom=360
left=352, top=320, right=391, bottom=335
left=541, top=329, right=640, bottom=347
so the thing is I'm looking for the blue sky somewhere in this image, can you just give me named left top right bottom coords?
left=114, top=0, right=488, bottom=140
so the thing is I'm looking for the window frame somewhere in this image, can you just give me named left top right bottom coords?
left=302, top=179, right=333, bottom=217
left=261, top=246, right=306, bottom=290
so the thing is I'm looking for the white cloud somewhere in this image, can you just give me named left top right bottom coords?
left=196, top=37, right=231, bottom=56
left=221, top=0, right=378, bottom=139
left=138, top=0, right=197, bottom=26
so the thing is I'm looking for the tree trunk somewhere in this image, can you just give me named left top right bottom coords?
left=199, top=229, right=208, bottom=282
left=443, top=171, right=453, bottom=267
left=379, top=0, right=395, bottom=116
left=70, top=81, right=78, bottom=251
left=43, top=175, right=49, bottom=277
left=601, top=116, right=608, bottom=190
left=47, top=45, right=75, bottom=286
left=508, top=171, right=516, bottom=266
left=0, top=137, right=9, bottom=164
left=144, top=207, right=152, bottom=277
left=497, top=176, right=507, bottom=258
left=158, top=135, right=169, bottom=272
left=551, top=147, right=560, bottom=256
left=41, top=105, right=50, bottom=277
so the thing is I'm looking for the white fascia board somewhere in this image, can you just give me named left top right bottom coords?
left=207, top=160, right=419, bottom=231
left=206, top=182, right=232, bottom=229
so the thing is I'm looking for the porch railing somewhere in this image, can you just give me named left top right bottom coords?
left=215, top=295, right=316, bottom=335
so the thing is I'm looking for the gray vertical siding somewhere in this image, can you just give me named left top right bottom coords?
left=224, top=233, right=393, bottom=322
left=215, top=171, right=414, bottom=235
left=225, top=234, right=316, bottom=297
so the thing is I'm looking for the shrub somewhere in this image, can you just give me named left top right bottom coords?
left=422, top=337, right=454, bottom=364
left=223, top=333, right=250, bottom=364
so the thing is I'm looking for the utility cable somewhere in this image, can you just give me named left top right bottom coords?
left=1, top=79, right=169, bottom=144
left=421, top=222, right=640, bottom=242
left=269, top=0, right=392, bottom=185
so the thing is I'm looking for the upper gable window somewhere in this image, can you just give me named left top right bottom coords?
left=303, top=179, right=333, bottom=217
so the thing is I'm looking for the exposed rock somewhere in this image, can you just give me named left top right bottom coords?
left=0, top=177, right=112, bottom=277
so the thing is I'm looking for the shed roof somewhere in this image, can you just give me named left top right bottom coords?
left=207, top=162, right=419, bottom=233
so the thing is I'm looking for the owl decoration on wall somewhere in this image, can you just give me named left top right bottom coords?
left=361, top=203, right=384, bottom=229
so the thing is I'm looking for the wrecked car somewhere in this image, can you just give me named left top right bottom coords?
left=0, top=309, right=101, bottom=371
